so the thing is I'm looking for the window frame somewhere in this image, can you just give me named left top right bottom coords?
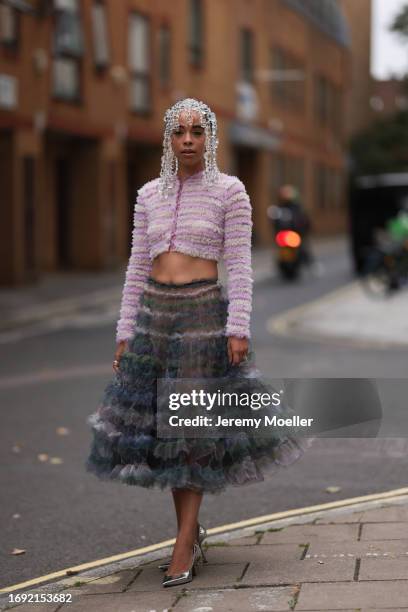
left=314, top=71, right=343, bottom=142
left=271, top=153, right=305, bottom=203
left=128, top=10, right=152, bottom=115
left=0, top=3, right=20, bottom=51
left=240, top=27, right=254, bottom=83
left=91, top=0, right=110, bottom=71
left=270, top=44, right=306, bottom=111
left=51, top=0, right=84, bottom=103
left=188, top=0, right=203, bottom=68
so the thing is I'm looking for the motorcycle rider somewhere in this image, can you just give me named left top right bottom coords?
left=268, top=184, right=319, bottom=271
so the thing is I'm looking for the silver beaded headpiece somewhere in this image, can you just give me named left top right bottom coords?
left=158, top=97, right=221, bottom=199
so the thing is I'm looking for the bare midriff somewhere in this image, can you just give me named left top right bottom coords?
left=150, top=251, right=218, bottom=284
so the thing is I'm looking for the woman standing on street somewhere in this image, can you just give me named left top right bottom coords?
left=85, top=98, right=310, bottom=588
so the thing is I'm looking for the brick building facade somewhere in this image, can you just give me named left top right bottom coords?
left=0, top=0, right=354, bottom=286
left=339, top=0, right=373, bottom=138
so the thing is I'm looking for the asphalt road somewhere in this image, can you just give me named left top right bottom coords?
left=1, top=244, right=408, bottom=590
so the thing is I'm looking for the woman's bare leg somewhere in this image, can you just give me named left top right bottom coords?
left=171, top=488, right=200, bottom=537
left=171, top=488, right=182, bottom=531
left=167, top=488, right=203, bottom=575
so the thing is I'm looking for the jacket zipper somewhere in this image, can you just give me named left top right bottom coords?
left=169, top=179, right=183, bottom=250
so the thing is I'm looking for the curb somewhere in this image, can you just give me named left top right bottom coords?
left=2, top=486, right=408, bottom=606
left=266, top=280, right=408, bottom=350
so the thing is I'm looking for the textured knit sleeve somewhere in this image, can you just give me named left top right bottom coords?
left=116, top=189, right=152, bottom=343
left=223, top=177, right=253, bottom=339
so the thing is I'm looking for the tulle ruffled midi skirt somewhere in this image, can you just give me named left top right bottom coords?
left=85, top=276, right=311, bottom=494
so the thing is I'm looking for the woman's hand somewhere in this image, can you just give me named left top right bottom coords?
left=227, top=336, right=249, bottom=365
left=113, top=340, right=128, bottom=373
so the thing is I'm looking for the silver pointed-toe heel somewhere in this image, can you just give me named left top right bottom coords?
left=158, top=522, right=208, bottom=570
left=157, top=560, right=171, bottom=570
left=162, top=542, right=201, bottom=588
left=197, top=524, right=208, bottom=564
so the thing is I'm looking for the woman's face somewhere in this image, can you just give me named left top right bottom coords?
left=170, top=110, right=206, bottom=169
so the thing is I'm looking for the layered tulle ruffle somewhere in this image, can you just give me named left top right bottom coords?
left=85, top=277, right=310, bottom=494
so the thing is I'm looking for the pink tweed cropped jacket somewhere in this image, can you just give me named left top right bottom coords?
left=116, top=169, right=253, bottom=343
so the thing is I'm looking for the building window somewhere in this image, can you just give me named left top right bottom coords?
left=0, top=3, right=18, bottom=46
left=91, top=0, right=110, bottom=69
left=53, top=57, right=80, bottom=101
left=271, top=153, right=305, bottom=202
left=370, top=95, right=384, bottom=112
left=240, top=28, right=254, bottom=83
left=270, top=46, right=305, bottom=111
left=315, top=163, right=328, bottom=210
left=314, top=73, right=343, bottom=140
left=52, top=0, right=84, bottom=101
left=314, top=164, right=344, bottom=209
left=315, top=74, right=328, bottom=122
left=395, top=95, right=408, bottom=111
left=158, top=24, right=171, bottom=88
left=0, top=73, right=18, bottom=109
left=129, top=11, right=151, bottom=113
left=54, top=0, right=84, bottom=56
left=189, top=0, right=203, bottom=66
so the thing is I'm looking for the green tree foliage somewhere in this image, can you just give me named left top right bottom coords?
left=390, top=4, right=408, bottom=39
left=350, top=3, right=408, bottom=175
left=350, top=111, right=408, bottom=175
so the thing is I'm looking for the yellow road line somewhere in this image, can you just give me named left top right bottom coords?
left=2, top=486, right=408, bottom=594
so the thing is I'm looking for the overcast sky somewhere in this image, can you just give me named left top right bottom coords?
left=371, top=0, right=408, bottom=78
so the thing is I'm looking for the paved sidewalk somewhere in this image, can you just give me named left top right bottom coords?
left=2, top=489, right=408, bottom=611
left=268, top=280, right=408, bottom=349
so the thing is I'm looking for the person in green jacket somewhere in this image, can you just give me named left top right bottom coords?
left=386, top=202, right=408, bottom=242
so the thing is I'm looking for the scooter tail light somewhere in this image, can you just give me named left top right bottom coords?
left=275, top=230, right=302, bottom=248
